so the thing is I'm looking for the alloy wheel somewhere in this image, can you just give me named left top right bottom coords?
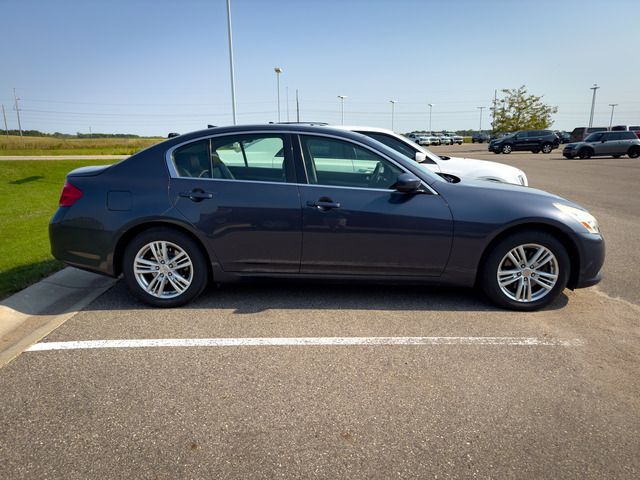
left=496, top=243, right=559, bottom=303
left=133, top=241, right=194, bottom=299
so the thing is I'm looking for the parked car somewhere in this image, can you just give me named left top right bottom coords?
left=569, top=127, right=607, bottom=143
left=563, top=131, right=640, bottom=159
left=438, top=133, right=453, bottom=145
left=426, top=133, right=441, bottom=146
left=629, top=126, right=640, bottom=139
left=408, top=133, right=432, bottom=146
left=445, top=132, right=464, bottom=145
left=555, top=131, right=571, bottom=144
left=332, top=125, right=528, bottom=185
left=472, top=132, right=490, bottom=143
left=489, top=130, right=560, bottom=154
left=50, top=123, right=603, bottom=310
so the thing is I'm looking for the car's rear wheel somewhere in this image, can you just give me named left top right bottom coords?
left=541, top=143, right=553, bottom=154
left=578, top=148, right=592, bottom=159
left=628, top=146, right=640, bottom=158
left=501, top=144, right=512, bottom=154
left=123, top=227, right=208, bottom=307
left=481, top=231, right=569, bottom=311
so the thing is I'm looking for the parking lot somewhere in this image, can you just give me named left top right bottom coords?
left=1, top=145, right=639, bottom=479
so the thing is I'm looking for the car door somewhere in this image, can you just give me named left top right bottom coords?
left=167, top=133, right=302, bottom=273
left=596, top=132, right=617, bottom=155
left=513, top=132, right=529, bottom=151
left=296, top=134, right=453, bottom=276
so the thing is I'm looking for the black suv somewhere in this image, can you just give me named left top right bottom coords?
left=489, top=130, right=560, bottom=154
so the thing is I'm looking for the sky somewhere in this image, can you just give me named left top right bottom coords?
left=1, top=0, right=639, bottom=136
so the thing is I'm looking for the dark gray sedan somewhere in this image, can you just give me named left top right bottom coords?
left=50, top=124, right=604, bottom=311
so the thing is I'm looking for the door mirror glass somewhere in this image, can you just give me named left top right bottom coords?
left=394, top=173, right=422, bottom=193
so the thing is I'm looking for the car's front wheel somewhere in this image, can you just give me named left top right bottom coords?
left=578, top=148, right=592, bottom=159
left=481, top=231, right=569, bottom=311
left=123, top=227, right=208, bottom=307
left=501, top=144, right=512, bottom=154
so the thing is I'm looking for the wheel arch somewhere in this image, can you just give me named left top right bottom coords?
left=112, top=219, right=214, bottom=281
left=475, top=222, right=581, bottom=289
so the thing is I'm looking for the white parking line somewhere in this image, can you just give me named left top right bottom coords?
left=26, top=336, right=583, bottom=352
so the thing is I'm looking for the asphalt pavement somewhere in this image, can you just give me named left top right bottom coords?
left=1, top=144, right=638, bottom=479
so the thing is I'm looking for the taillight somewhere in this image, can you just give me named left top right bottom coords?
left=59, top=181, right=83, bottom=207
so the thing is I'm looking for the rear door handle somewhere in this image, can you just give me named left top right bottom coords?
left=179, top=190, right=214, bottom=202
left=306, top=199, right=341, bottom=210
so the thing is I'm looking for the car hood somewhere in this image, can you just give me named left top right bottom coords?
left=429, top=156, right=525, bottom=183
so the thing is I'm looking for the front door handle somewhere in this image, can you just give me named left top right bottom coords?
left=179, top=190, right=214, bottom=202
left=306, top=199, right=341, bottom=210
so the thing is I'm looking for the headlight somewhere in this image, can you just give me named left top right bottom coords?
left=553, top=203, right=600, bottom=234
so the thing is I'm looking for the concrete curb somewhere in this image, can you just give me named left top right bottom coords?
left=0, top=267, right=116, bottom=368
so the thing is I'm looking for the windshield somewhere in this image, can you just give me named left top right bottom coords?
left=585, top=132, right=604, bottom=142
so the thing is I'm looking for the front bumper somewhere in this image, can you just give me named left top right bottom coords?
left=488, top=143, right=501, bottom=152
left=572, top=232, right=605, bottom=289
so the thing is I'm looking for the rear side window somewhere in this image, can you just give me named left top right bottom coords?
left=621, top=131, right=637, bottom=139
left=172, top=134, right=288, bottom=183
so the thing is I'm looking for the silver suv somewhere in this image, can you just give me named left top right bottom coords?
left=563, top=130, right=640, bottom=159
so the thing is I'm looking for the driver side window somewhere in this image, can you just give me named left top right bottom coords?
left=301, top=135, right=404, bottom=189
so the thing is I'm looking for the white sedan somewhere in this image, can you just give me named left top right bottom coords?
left=331, top=125, right=528, bottom=186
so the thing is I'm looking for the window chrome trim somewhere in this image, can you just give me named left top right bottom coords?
left=164, top=129, right=438, bottom=195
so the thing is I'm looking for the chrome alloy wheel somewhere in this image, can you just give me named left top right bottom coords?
left=496, top=243, right=559, bottom=303
left=133, top=241, right=193, bottom=299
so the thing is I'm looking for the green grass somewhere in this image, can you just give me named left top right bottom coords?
left=0, top=135, right=163, bottom=156
left=0, top=160, right=114, bottom=299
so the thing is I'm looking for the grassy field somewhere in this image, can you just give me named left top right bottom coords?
left=0, top=159, right=114, bottom=299
left=0, top=135, right=163, bottom=156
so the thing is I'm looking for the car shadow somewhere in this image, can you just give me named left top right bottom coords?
left=97, top=279, right=570, bottom=314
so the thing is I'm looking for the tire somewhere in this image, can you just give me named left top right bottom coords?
left=578, top=148, right=592, bottom=159
left=532, top=149, right=540, bottom=154
left=541, top=143, right=553, bottom=154
left=123, top=227, right=209, bottom=307
left=481, top=230, right=570, bottom=311
left=563, top=154, right=574, bottom=159
left=628, top=146, right=640, bottom=159
left=501, top=144, right=512, bottom=154
left=613, top=155, right=622, bottom=159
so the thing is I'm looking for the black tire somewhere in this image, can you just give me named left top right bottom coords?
left=123, top=227, right=208, bottom=307
left=481, top=230, right=570, bottom=311
left=501, top=144, right=513, bottom=154
left=532, top=149, right=540, bottom=154
left=628, top=146, right=640, bottom=159
left=563, top=154, right=574, bottom=159
left=578, top=148, right=592, bottom=159
left=541, top=142, right=553, bottom=154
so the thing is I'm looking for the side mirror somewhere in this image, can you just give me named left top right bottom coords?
left=601, top=138, right=607, bottom=143
left=415, top=151, right=426, bottom=163
left=394, top=173, right=422, bottom=193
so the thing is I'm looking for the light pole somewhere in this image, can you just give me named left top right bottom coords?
left=588, top=83, right=600, bottom=128
left=389, top=100, right=397, bottom=131
left=608, top=103, right=618, bottom=130
left=274, top=67, right=283, bottom=122
left=337, top=95, right=347, bottom=125
left=428, top=103, right=433, bottom=132
left=225, top=0, right=237, bottom=125
left=477, top=106, right=485, bottom=131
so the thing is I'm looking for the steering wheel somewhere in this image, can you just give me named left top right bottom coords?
left=369, top=162, right=386, bottom=188
left=198, top=169, right=211, bottom=178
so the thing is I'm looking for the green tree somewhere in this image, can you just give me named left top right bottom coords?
left=491, top=86, right=558, bottom=132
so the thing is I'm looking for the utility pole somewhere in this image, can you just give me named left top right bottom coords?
left=338, top=95, right=347, bottom=125
left=89, top=126, right=92, bottom=138
left=2, top=104, right=8, bottom=137
left=608, top=104, right=618, bottom=130
left=13, top=88, right=22, bottom=137
left=226, top=0, right=237, bottom=125
left=274, top=67, right=283, bottom=122
left=492, top=89, right=497, bottom=130
left=477, top=106, right=485, bottom=131
left=286, top=87, right=290, bottom=122
left=296, top=89, right=300, bottom=122
left=389, top=100, right=397, bottom=131
left=588, top=83, right=600, bottom=128
left=428, top=103, right=433, bottom=132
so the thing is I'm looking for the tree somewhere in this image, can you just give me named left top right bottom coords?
left=491, top=86, right=557, bottom=133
